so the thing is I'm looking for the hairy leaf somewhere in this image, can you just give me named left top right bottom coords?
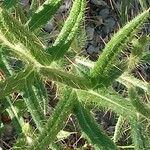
left=129, top=87, right=150, bottom=119
left=24, top=80, right=46, bottom=132
left=39, top=66, right=93, bottom=89
left=90, top=9, right=150, bottom=82
left=2, top=0, right=17, bottom=9
left=28, top=88, right=77, bottom=150
left=0, top=8, right=52, bottom=65
left=47, top=0, right=86, bottom=61
left=113, top=116, right=126, bottom=143
left=76, top=89, right=137, bottom=117
left=0, top=66, right=34, bottom=98
left=27, top=0, right=63, bottom=31
left=130, top=117, right=150, bottom=150
left=74, top=101, right=117, bottom=150
left=33, top=73, right=48, bottom=115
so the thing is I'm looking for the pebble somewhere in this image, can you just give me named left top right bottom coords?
left=91, top=0, right=107, bottom=6
left=58, top=0, right=72, bottom=14
left=99, top=8, right=109, bottom=19
left=86, top=26, right=95, bottom=41
left=20, top=0, right=29, bottom=7
left=107, top=126, right=115, bottom=135
left=43, top=19, right=55, bottom=33
left=87, top=45, right=99, bottom=54
left=103, top=17, right=116, bottom=33
left=2, top=124, right=15, bottom=141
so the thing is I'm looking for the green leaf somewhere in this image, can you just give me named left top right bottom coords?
left=23, top=78, right=46, bottom=132
left=74, top=101, right=117, bottom=150
left=113, top=116, right=126, bottom=143
left=33, top=73, right=48, bottom=115
left=13, top=123, right=35, bottom=150
left=28, top=87, right=77, bottom=150
left=119, top=0, right=131, bottom=26
left=90, top=9, right=150, bottom=83
left=0, top=51, right=12, bottom=76
left=95, top=60, right=128, bottom=88
left=15, top=4, right=28, bottom=24
left=47, top=0, right=86, bottom=61
left=57, top=130, right=76, bottom=141
left=0, top=51, right=26, bottom=135
left=117, top=73, right=150, bottom=94
left=27, top=0, right=63, bottom=31
left=5, top=97, right=25, bottom=134
left=39, top=66, right=93, bottom=89
left=76, top=89, right=137, bottom=117
left=139, top=0, right=149, bottom=10
left=75, top=58, right=150, bottom=94
left=129, top=117, right=150, bottom=150
left=0, top=8, right=52, bottom=65
left=2, top=0, right=17, bottom=9
left=131, top=36, right=148, bottom=57
left=129, top=87, right=150, bottom=119
left=0, top=66, right=34, bottom=99
left=141, top=52, right=150, bottom=63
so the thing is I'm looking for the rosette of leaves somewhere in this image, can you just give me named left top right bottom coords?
left=0, top=0, right=150, bottom=149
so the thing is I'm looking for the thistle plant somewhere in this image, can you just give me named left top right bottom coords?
left=0, top=0, right=150, bottom=149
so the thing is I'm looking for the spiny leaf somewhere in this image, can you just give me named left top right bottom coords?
left=0, top=55, right=31, bottom=141
left=28, top=88, right=77, bottom=150
left=5, top=97, right=24, bottom=134
left=131, top=36, right=148, bottom=57
left=90, top=9, right=150, bottom=81
left=0, top=8, right=52, bottom=65
left=129, top=117, right=150, bottom=150
left=15, top=4, right=28, bottom=24
left=129, top=87, right=150, bottom=119
left=2, top=0, right=17, bottom=9
left=74, top=101, right=117, bottom=150
left=33, top=73, right=48, bottom=115
left=113, top=116, right=126, bottom=143
left=24, top=79, right=46, bottom=132
left=47, top=0, right=86, bottom=61
left=0, top=66, right=34, bottom=99
left=27, top=0, right=63, bottom=31
left=95, top=60, right=128, bottom=88
left=141, top=52, right=150, bottom=63
left=75, top=58, right=150, bottom=94
left=39, top=66, right=93, bottom=89
left=117, top=73, right=150, bottom=94
left=76, top=89, right=137, bottom=117
left=127, top=36, right=148, bottom=71
left=0, top=51, right=12, bottom=76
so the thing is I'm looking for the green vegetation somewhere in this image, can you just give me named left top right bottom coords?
left=0, top=0, right=150, bottom=149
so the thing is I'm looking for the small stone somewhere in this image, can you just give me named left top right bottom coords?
left=91, top=0, right=107, bottom=6
left=103, top=17, right=116, bottom=34
left=87, top=45, right=99, bottom=54
left=43, top=19, right=55, bottom=33
left=105, top=17, right=116, bottom=29
left=95, top=16, right=103, bottom=26
left=86, top=27, right=95, bottom=40
left=107, top=126, right=115, bottom=134
left=2, top=124, right=15, bottom=140
left=99, top=8, right=109, bottom=19
left=58, top=0, right=72, bottom=14
left=87, top=45, right=94, bottom=54
left=20, top=0, right=29, bottom=7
